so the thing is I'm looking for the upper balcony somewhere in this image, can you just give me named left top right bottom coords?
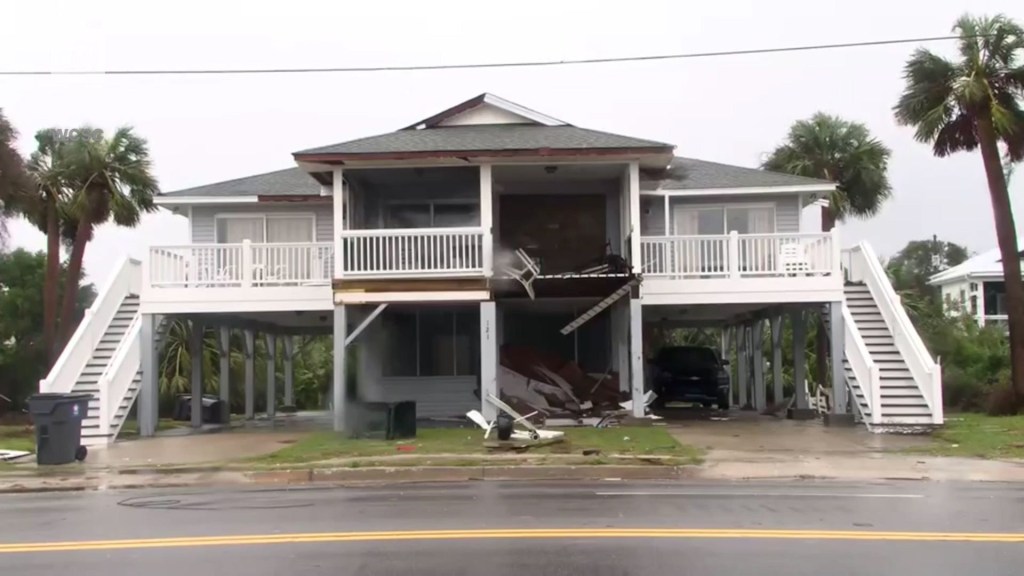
left=639, top=230, right=844, bottom=304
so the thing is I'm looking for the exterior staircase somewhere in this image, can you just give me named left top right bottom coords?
left=841, top=242, right=942, bottom=432
left=39, top=258, right=150, bottom=446
left=76, top=295, right=140, bottom=443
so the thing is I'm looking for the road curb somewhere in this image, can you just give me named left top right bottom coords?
left=247, top=465, right=694, bottom=485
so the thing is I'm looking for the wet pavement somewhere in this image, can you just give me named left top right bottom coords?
left=1, top=480, right=1022, bottom=575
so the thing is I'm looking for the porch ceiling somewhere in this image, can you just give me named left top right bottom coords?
left=644, top=302, right=817, bottom=327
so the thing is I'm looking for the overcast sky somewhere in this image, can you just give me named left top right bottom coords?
left=2, top=0, right=1022, bottom=284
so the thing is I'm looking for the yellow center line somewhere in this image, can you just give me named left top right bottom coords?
left=2, top=528, right=1024, bottom=553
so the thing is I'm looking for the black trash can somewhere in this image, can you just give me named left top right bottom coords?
left=389, top=401, right=417, bottom=440
left=28, top=393, right=92, bottom=465
left=172, top=394, right=227, bottom=424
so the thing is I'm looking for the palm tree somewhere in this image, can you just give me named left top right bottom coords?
left=894, top=13, right=1024, bottom=409
left=0, top=110, right=30, bottom=250
left=763, top=114, right=893, bottom=387
left=25, top=129, right=75, bottom=362
left=56, top=127, right=158, bottom=348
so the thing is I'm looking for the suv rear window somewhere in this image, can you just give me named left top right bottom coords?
left=656, top=347, right=718, bottom=369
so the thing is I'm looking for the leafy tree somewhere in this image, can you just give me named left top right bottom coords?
left=887, top=236, right=969, bottom=302
left=894, top=13, right=1024, bottom=410
left=763, top=114, right=893, bottom=388
left=0, top=110, right=31, bottom=251
left=55, top=127, right=158, bottom=350
left=0, top=249, right=95, bottom=412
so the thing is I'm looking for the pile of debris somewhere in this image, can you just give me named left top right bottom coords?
left=498, top=345, right=629, bottom=423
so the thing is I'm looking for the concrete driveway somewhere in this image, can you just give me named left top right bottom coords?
left=85, top=430, right=306, bottom=469
left=664, top=408, right=931, bottom=454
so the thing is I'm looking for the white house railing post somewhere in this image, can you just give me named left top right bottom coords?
left=728, top=231, right=740, bottom=279
left=480, top=164, right=494, bottom=277
left=333, top=167, right=345, bottom=279
left=241, top=239, right=253, bottom=288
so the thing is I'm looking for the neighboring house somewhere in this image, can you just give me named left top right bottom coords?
left=39, top=93, right=943, bottom=442
left=928, top=243, right=1022, bottom=328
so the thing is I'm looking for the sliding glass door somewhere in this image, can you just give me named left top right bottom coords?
left=670, top=204, right=776, bottom=276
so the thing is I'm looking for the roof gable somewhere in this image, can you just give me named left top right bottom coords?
left=403, top=93, right=566, bottom=130
left=929, top=242, right=1024, bottom=285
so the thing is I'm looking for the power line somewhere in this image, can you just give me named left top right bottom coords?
left=0, top=34, right=963, bottom=76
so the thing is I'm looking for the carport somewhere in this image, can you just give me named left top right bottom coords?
left=642, top=302, right=839, bottom=418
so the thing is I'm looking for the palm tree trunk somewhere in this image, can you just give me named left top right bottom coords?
left=977, top=111, right=1024, bottom=411
left=43, top=199, right=60, bottom=365
left=56, top=220, right=91, bottom=352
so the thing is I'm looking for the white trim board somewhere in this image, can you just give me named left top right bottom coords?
left=641, top=184, right=836, bottom=197
left=155, top=196, right=259, bottom=206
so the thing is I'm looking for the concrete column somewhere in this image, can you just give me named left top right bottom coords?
left=737, top=325, right=749, bottom=409
left=332, top=305, right=347, bottom=432
left=752, top=321, right=766, bottom=411
left=771, top=315, right=783, bottom=404
left=218, top=326, right=230, bottom=423
left=727, top=326, right=737, bottom=407
left=243, top=329, right=255, bottom=420
left=480, top=301, right=498, bottom=420
left=829, top=301, right=848, bottom=415
left=791, top=310, right=809, bottom=410
left=283, top=336, right=295, bottom=407
left=265, top=333, right=277, bottom=419
left=628, top=298, right=644, bottom=417
left=189, top=318, right=205, bottom=428
left=138, top=314, right=157, bottom=437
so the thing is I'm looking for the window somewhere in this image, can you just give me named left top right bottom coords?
left=214, top=214, right=315, bottom=243
left=386, top=201, right=479, bottom=229
left=672, top=205, right=775, bottom=235
left=382, top=308, right=477, bottom=377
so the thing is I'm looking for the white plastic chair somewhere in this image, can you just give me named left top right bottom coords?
left=502, top=248, right=541, bottom=299
left=779, top=243, right=811, bottom=275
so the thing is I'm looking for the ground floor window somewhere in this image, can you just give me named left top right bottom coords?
left=382, top=308, right=478, bottom=377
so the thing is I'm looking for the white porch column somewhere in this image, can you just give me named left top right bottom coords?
left=189, top=318, right=205, bottom=428
left=629, top=298, right=644, bottom=417
left=332, top=305, right=347, bottom=432
left=218, top=326, right=231, bottom=423
left=752, top=321, right=766, bottom=411
left=737, top=324, right=749, bottom=409
left=627, top=162, right=642, bottom=271
left=243, top=329, right=255, bottom=419
left=771, top=315, right=784, bottom=404
left=332, top=167, right=345, bottom=278
left=138, top=314, right=158, bottom=437
left=480, top=164, right=493, bottom=277
left=265, top=333, right=277, bottom=419
left=791, top=310, right=809, bottom=410
left=480, top=301, right=498, bottom=421
left=829, top=301, right=847, bottom=415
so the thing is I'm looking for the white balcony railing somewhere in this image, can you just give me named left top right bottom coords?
left=640, top=231, right=839, bottom=279
left=338, top=227, right=487, bottom=278
left=147, top=241, right=334, bottom=288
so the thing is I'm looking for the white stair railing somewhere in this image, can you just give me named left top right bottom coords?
left=97, top=313, right=142, bottom=439
left=40, top=257, right=142, bottom=394
left=842, top=304, right=881, bottom=425
left=845, top=242, right=943, bottom=424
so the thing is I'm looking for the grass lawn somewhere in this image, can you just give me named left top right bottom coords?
left=254, top=426, right=701, bottom=466
left=0, top=425, right=36, bottom=453
left=918, top=413, right=1024, bottom=459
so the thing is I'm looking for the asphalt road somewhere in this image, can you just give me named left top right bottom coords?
left=1, top=480, right=1023, bottom=575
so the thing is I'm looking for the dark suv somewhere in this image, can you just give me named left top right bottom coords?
left=651, top=346, right=730, bottom=410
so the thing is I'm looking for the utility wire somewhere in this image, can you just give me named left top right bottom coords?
left=0, top=34, right=965, bottom=76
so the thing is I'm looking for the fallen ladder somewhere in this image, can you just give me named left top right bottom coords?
left=560, top=278, right=639, bottom=335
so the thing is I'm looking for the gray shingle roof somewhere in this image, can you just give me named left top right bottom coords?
left=294, top=125, right=672, bottom=156
left=159, top=167, right=321, bottom=197
left=642, top=157, right=835, bottom=190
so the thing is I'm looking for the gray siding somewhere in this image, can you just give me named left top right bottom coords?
left=371, top=377, right=479, bottom=419
left=190, top=203, right=334, bottom=243
left=640, top=193, right=802, bottom=236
